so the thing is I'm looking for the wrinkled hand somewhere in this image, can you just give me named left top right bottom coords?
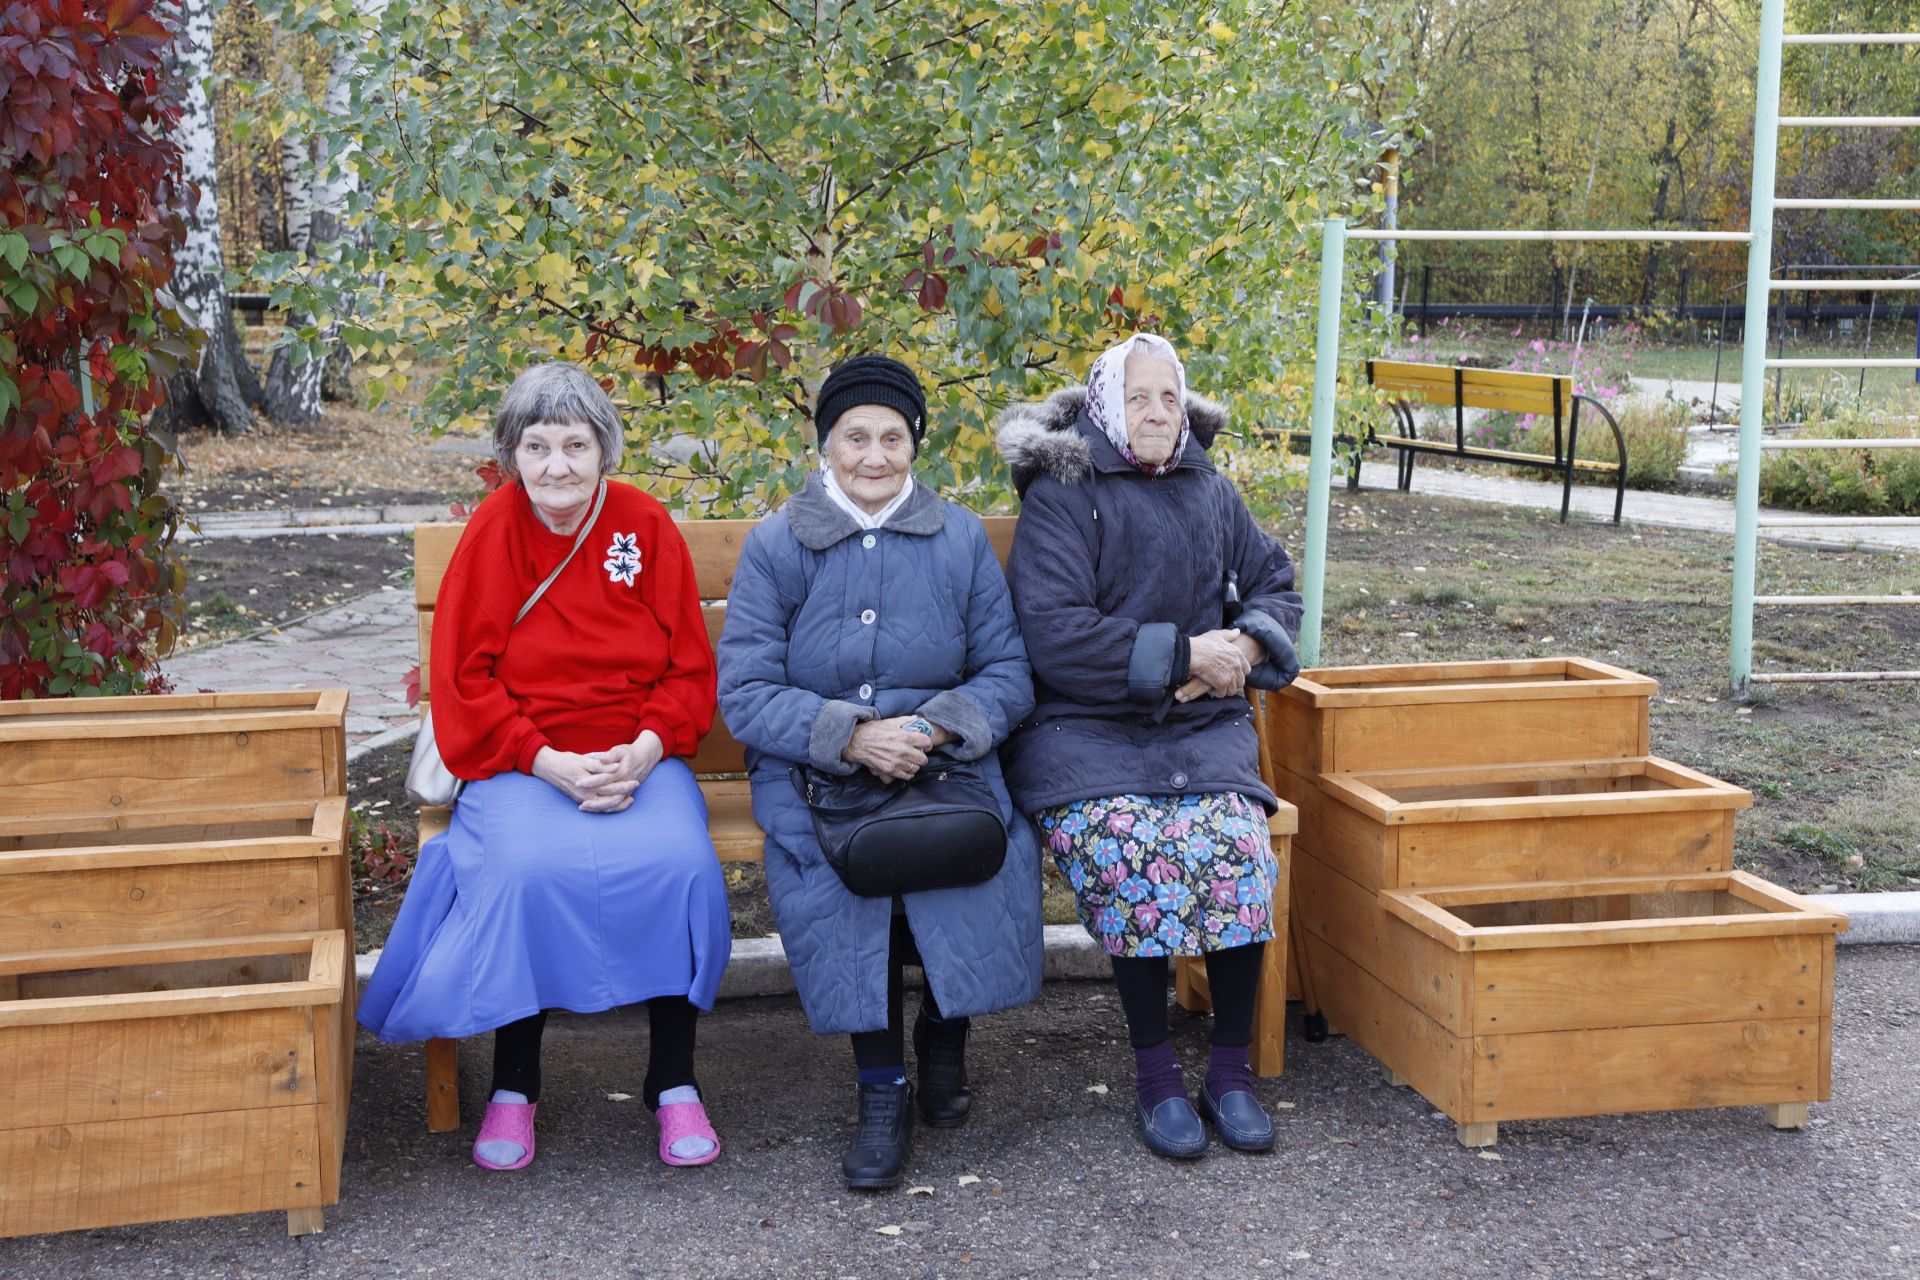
left=577, top=732, right=665, bottom=812
left=843, top=716, right=935, bottom=782
left=1178, top=628, right=1254, bottom=702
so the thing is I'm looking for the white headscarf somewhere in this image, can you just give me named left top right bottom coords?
left=1084, top=332, right=1190, bottom=476
left=819, top=463, right=915, bottom=531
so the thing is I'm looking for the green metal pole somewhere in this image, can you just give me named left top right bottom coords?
left=1299, top=217, right=1347, bottom=669
left=1731, top=0, right=1787, bottom=697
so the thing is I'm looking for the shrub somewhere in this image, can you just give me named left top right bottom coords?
left=1, top=0, right=195, bottom=698
left=1516, top=395, right=1691, bottom=488
left=1759, top=406, right=1920, bottom=516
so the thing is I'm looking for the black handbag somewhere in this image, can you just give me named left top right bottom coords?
left=789, top=761, right=1008, bottom=898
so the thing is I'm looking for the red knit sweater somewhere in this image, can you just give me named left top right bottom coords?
left=430, top=480, right=716, bottom=779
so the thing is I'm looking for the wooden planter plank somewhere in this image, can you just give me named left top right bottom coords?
left=1299, top=931, right=1470, bottom=1118
left=1396, top=809, right=1735, bottom=888
left=1291, top=849, right=1471, bottom=1035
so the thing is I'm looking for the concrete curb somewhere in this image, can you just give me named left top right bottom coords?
left=347, top=719, right=420, bottom=763
left=1812, top=891, right=1920, bottom=946
left=350, top=900, right=1917, bottom=996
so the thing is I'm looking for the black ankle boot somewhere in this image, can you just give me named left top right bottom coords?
left=842, top=1081, right=914, bottom=1190
left=912, top=1010, right=973, bottom=1128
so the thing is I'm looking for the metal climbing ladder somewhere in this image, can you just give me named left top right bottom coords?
left=1729, top=9, right=1920, bottom=693
left=1295, top=0, right=1920, bottom=698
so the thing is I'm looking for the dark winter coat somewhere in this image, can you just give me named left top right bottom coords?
left=994, top=388, right=1303, bottom=816
left=715, top=473, right=1043, bottom=1035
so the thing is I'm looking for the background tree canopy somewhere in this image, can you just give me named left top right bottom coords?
left=251, top=0, right=1415, bottom=513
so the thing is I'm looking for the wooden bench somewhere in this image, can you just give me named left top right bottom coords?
left=1290, top=361, right=1627, bottom=524
left=411, top=514, right=1296, bottom=1131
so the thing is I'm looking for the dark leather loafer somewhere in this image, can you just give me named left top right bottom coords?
left=1136, top=1095, right=1208, bottom=1159
left=1198, top=1084, right=1276, bottom=1153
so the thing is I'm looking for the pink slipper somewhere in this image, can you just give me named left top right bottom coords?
left=472, top=1099, right=537, bottom=1171
left=657, top=1100, right=720, bottom=1167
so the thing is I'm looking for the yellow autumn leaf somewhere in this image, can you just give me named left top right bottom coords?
left=535, top=252, right=576, bottom=287
left=1208, top=21, right=1236, bottom=41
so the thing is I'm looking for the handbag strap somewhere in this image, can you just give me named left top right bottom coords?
left=512, top=481, right=607, bottom=629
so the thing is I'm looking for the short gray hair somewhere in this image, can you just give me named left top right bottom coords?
left=493, top=361, right=625, bottom=476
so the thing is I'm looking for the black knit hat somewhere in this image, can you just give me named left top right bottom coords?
left=813, top=354, right=927, bottom=451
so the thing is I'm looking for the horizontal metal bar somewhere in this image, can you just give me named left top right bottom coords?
left=1751, top=671, right=1920, bottom=683
left=1765, top=358, right=1920, bottom=368
left=1780, top=116, right=1920, bottom=127
left=1774, top=198, right=1920, bottom=210
left=1754, top=595, right=1920, bottom=605
left=1761, top=438, right=1920, bottom=450
left=1343, top=229, right=1752, bottom=243
left=1757, top=516, right=1920, bottom=526
left=1768, top=279, right=1920, bottom=290
left=1783, top=33, right=1920, bottom=44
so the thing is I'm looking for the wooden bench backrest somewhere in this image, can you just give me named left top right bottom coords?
left=414, top=511, right=1019, bottom=775
left=1367, top=359, right=1571, bottom=418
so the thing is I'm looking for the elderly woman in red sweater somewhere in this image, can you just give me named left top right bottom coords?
left=358, top=362, right=730, bottom=1173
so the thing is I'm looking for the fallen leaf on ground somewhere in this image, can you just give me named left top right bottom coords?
left=1477, top=1150, right=1503, bottom=1161
left=1085, top=1083, right=1109, bottom=1095
left=1272, top=1100, right=1297, bottom=1109
left=605, top=1092, right=632, bottom=1102
left=907, top=1186, right=934, bottom=1197
left=957, top=1175, right=981, bottom=1187
left=875, top=1224, right=903, bottom=1237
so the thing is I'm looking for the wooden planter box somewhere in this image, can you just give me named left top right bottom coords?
left=1299, top=871, right=1846, bottom=1146
left=0, top=690, right=349, bottom=818
left=0, top=932, right=349, bottom=1237
left=1274, top=658, right=1657, bottom=776
left=0, top=799, right=351, bottom=951
left=1304, top=757, right=1751, bottom=891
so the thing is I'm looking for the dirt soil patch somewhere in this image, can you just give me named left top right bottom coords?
left=176, top=531, right=414, bottom=650
left=171, top=407, right=487, bottom=513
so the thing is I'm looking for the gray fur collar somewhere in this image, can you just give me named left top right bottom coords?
left=994, top=386, right=1229, bottom=495
left=783, top=469, right=945, bottom=550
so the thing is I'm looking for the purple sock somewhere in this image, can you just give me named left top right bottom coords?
left=1206, top=1042, right=1255, bottom=1100
left=1133, top=1040, right=1186, bottom=1112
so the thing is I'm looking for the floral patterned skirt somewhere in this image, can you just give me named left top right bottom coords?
left=1036, top=791, right=1277, bottom=958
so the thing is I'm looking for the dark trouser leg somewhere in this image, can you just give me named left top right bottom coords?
left=849, top=914, right=910, bottom=1078
left=643, top=996, right=700, bottom=1109
left=1109, top=955, right=1171, bottom=1049
left=1202, top=941, right=1265, bottom=1048
left=490, top=1011, right=548, bottom=1102
left=844, top=909, right=915, bottom=1189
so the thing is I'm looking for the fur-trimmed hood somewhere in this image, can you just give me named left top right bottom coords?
left=994, top=386, right=1230, bottom=496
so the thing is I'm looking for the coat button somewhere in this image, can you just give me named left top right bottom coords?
left=860, top=608, right=876, bottom=625
left=1170, top=772, right=1188, bottom=789
left=861, top=534, right=877, bottom=549
left=858, top=683, right=873, bottom=700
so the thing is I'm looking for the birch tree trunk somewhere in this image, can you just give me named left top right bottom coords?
left=157, top=0, right=257, bottom=435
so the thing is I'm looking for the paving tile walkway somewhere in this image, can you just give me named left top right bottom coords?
left=163, top=584, right=419, bottom=748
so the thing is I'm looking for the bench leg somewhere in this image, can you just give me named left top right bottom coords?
left=287, top=1206, right=325, bottom=1236
left=1173, top=956, right=1212, bottom=1012
left=426, top=1037, right=461, bottom=1133
left=1250, top=924, right=1287, bottom=1078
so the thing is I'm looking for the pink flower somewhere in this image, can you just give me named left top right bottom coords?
left=1047, top=829, right=1073, bottom=854
left=1237, top=903, right=1269, bottom=929
left=1107, top=812, right=1135, bottom=835
left=1134, top=903, right=1163, bottom=930
left=1145, top=856, right=1180, bottom=884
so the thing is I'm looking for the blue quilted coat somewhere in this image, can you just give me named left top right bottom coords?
left=716, top=473, right=1044, bottom=1034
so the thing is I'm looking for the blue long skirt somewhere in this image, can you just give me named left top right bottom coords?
left=357, top=758, right=731, bottom=1043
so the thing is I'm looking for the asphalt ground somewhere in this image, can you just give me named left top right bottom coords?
left=4, top=947, right=1916, bottom=1280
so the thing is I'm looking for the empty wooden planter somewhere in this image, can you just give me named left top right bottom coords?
left=0, top=690, right=350, bottom=817
left=1305, top=757, right=1752, bottom=890
left=1274, top=658, right=1658, bottom=776
left=0, top=932, right=350, bottom=1237
left=1301, top=872, right=1847, bottom=1147
left=0, top=798, right=351, bottom=951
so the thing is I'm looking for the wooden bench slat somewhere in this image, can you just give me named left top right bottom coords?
left=1377, top=437, right=1621, bottom=472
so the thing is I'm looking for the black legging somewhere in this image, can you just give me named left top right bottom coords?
left=1109, top=942, right=1265, bottom=1050
left=849, top=912, right=945, bottom=1071
left=490, top=996, right=701, bottom=1107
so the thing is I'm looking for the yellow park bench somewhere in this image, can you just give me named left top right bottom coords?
left=410, top=514, right=1297, bottom=1131
left=1365, top=360, right=1628, bottom=524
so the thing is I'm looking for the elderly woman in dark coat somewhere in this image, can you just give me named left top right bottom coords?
left=717, top=355, right=1043, bottom=1191
left=996, top=333, right=1302, bottom=1160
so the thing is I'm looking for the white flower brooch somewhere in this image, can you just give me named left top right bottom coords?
left=603, top=532, right=642, bottom=586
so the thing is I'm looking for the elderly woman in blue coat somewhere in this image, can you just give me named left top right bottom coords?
left=996, top=333, right=1302, bottom=1161
left=717, top=354, right=1043, bottom=1191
